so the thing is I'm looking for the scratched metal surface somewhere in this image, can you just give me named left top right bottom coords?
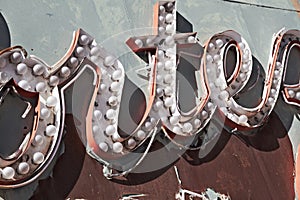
left=0, top=0, right=300, bottom=199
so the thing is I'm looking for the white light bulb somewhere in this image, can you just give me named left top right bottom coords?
left=93, top=110, right=102, bottom=120
left=136, top=130, right=146, bottom=140
left=105, top=125, right=116, bottom=136
left=35, top=82, right=47, bottom=93
left=165, top=13, right=174, bottom=23
left=106, top=109, right=116, bottom=120
left=79, top=34, right=89, bottom=46
left=2, top=167, right=15, bottom=179
left=60, top=66, right=71, bottom=78
left=112, top=70, right=122, bottom=81
left=33, top=152, right=44, bottom=165
left=10, top=52, right=22, bottom=64
left=135, top=39, right=143, bottom=48
left=127, top=138, right=136, bottom=149
left=32, top=135, right=43, bottom=146
left=33, top=64, right=45, bottom=76
left=46, top=96, right=58, bottom=107
left=49, top=76, right=59, bottom=87
left=238, top=115, right=248, bottom=124
left=112, top=142, right=123, bottom=153
left=16, top=63, right=27, bottom=75
left=90, top=46, right=101, bottom=56
left=68, top=57, right=78, bottom=68
left=99, top=142, right=109, bottom=152
left=17, top=162, right=30, bottom=175
left=104, top=56, right=115, bottom=67
left=75, top=46, right=85, bottom=57
left=45, top=125, right=57, bottom=137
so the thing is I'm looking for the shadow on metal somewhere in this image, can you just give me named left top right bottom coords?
left=30, top=115, right=86, bottom=200
left=0, top=13, right=10, bottom=50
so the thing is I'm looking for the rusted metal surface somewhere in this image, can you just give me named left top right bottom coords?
left=29, top=112, right=294, bottom=200
left=291, top=0, right=300, bottom=17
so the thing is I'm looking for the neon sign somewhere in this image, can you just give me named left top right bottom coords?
left=87, top=0, right=300, bottom=178
left=0, top=0, right=299, bottom=189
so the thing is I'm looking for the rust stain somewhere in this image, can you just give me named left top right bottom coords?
left=291, top=0, right=300, bottom=17
left=296, top=144, right=300, bottom=197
